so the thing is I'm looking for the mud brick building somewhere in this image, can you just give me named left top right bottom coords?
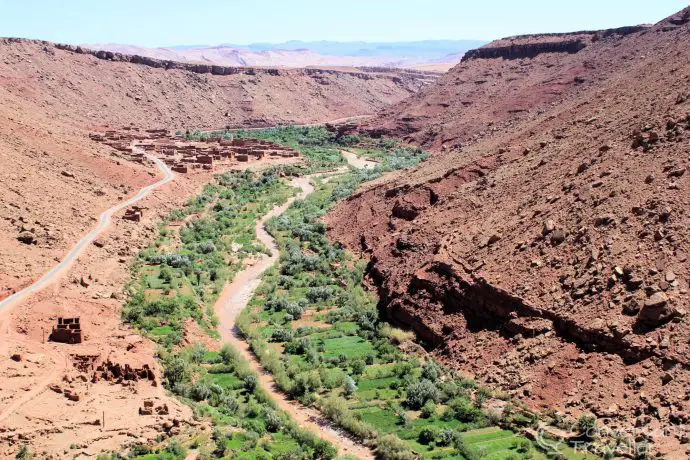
left=123, top=206, right=144, bottom=222
left=50, top=317, right=83, bottom=344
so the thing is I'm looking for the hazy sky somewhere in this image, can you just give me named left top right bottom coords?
left=0, top=0, right=686, bottom=46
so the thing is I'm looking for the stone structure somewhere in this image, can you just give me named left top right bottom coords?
left=50, top=317, right=83, bottom=344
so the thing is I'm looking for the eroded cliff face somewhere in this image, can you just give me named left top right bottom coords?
left=327, top=10, right=690, bottom=455
left=362, top=25, right=661, bottom=151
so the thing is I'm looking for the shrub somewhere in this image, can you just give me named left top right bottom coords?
left=264, top=410, right=282, bottom=433
left=437, top=429, right=457, bottom=447
left=271, top=328, right=294, bottom=342
left=418, top=426, right=439, bottom=445
left=577, top=414, right=597, bottom=439
left=284, top=337, right=311, bottom=355
left=516, top=438, right=532, bottom=453
left=15, top=445, right=32, bottom=460
left=197, top=241, right=216, bottom=254
left=447, top=396, right=483, bottom=423
left=321, top=395, right=349, bottom=423
left=454, top=437, right=481, bottom=460
left=420, top=400, right=437, bottom=419
left=421, top=361, right=441, bottom=382
left=351, top=359, right=366, bottom=375
left=189, top=381, right=213, bottom=402
left=405, top=379, right=440, bottom=409
left=285, top=302, right=304, bottom=320
left=343, top=376, right=357, bottom=397
left=306, top=286, right=333, bottom=302
left=162, top=355, right=191, bottom=389
left=375, top=435, right=416, bottom=460
left=243, top=375, right=258, bottom=393
left=379, top=324, right=414, bottom=344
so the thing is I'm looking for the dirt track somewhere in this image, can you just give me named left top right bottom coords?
left=213, top=158, right=375, bottom=459
left=0, top=148, right=174, bottom=319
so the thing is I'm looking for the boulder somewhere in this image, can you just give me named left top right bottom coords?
left=637, top=292, right=676, bottom=327
left=17, top=231, right=36, bottom=245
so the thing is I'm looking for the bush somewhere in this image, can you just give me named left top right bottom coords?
left=437, top=429, right=457, bottom=447
left=421, top=361, right=441, bottom=382
left=15, top=445, right=32, bottom=460
left=321, top=395, right=349, bottom=424
left=306, top=286, right=333, bottom=303
left=285, top=302, right=304, bottom=320
left=162, top=355, right=191, bottom=389
left=577, top=414, right=597, bottom=439
left=447, top=396, right=483, bottom=423
left=516, top=438, right=532, bottom=453
left=454, top=437, right=481, bottom=460
left=405, top=379, right=440, bottom=410
left=264, top=410, right=282, bottom=433
left=420, top=400, right=437, bottom=419
left=351, top=359, right=366, bottom=375
left=418, top=426, right=439, bottom=445
left=375, top=435, right=416, bottom=460
left=243, top=375, right=258, bottom=393
left=343, top=376, right=357, bottom=397
left=271, top=328, right=294, bottom=342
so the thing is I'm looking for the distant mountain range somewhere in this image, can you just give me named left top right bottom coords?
left=88, top=40, right=487, bottom=70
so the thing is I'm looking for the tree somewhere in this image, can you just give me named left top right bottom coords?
left=418, top=426, right=439, bottom=445
left=421, top=361, right=441, bottom=382
left=344, top=376, right=357, bottom=397
left=577, top=414, right=597, bottom=439
left=405, top=379, right=440, bottom=409
left=375, top=435, right=416, bottom=460
left=420, top=400, right=437, bottom=419
left=243, top=375, right=258, bottom=393
left=351, top=359, right=366, bottom=375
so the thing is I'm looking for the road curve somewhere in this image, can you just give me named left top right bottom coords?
left=0, top=148, right=175, bottom=316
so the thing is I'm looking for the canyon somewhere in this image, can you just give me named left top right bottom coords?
left=327, top=7, right=690, bottom=457
left=0, top=4, right=689, bottom=458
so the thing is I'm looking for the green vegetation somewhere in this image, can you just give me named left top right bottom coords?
left=186, top=125, right=427, bottom=175
left=122, top=170, right=297, bottom=349
left=119, top=125, right=595, bottom=459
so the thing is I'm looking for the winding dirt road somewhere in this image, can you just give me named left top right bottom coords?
left=213, top=160, right=375, bottom=459
left=0, top=149, right=174, bottom=318
left=0, top=148, right=174, bottom=426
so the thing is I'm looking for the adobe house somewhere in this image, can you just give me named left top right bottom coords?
left=123, top=206, right=144, bottom=222
left=236, top=154, right=249, bottom=162
left=50, top=317, right=83, bottom=344
left=197, top=154, right=213, bottom=165
left=171, top=164, right=188, bottom=173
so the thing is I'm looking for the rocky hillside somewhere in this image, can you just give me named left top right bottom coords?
left=0, top=37, right=420, bottom=298
left=328, top=8, right=690, bottom=456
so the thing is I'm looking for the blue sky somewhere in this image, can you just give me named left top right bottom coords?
left=0, top=0, right=686, bottom=46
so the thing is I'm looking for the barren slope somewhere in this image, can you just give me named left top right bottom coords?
left=0, top=37, right=420, bottom=298
left=328, top=9, right=690, bottom=455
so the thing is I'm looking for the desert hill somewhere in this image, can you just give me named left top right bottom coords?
left=0, top=36, right=434, bottom=455
left=0, top=37, right=427, bottom=298
left=89, top=40, right=485, bottom=69
left=327, top=8, right=690, bottom=455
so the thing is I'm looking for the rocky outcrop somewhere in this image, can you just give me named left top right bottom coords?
left=461, top=40, right=587, bottom=62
